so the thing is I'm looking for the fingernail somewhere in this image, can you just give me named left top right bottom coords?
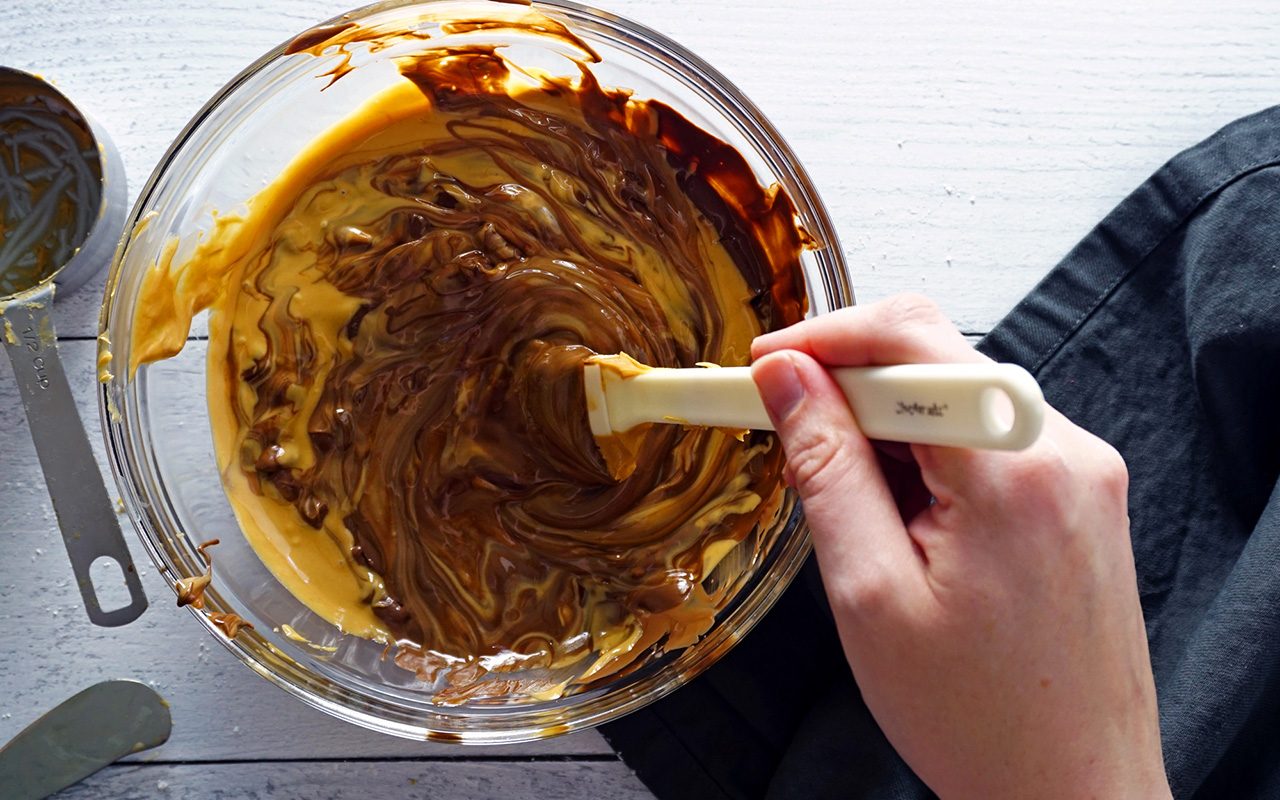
left=751, top=329, right=788, bottom=360
left=757, top=352, right=806, bottom=422
left=783, top=463, right=797, bottom=488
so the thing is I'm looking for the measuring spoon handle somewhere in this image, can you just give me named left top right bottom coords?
left=2, top=282, right=147, bottom=626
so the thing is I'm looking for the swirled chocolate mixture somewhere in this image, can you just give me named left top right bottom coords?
left=132, top=16, right=808, bottom=701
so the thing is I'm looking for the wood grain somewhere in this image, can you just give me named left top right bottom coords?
left=0, top=341, right=614, bottom=761
left=3, top=0, right=1278, bottom=337
left=52, top=760, right=652, bottom=799
left=2, top=0, right=1279, bottom=797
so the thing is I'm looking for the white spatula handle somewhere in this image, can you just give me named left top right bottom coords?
left=600, top=363, right=1045, bottom=450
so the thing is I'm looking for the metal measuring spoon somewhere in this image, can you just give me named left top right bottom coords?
left=0, top=68, right=146, bottom=626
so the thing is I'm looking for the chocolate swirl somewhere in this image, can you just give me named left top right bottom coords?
left=138, top=29, right=808, bottom=701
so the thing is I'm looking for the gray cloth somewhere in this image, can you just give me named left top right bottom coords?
left=603, top=105, right=1280, bottom=798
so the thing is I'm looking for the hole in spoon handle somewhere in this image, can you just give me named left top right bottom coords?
left=831, top=363, right=1046, bottom=450
left=0, top=285, right=148, bottom=626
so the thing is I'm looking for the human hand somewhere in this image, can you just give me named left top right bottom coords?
left=751, top=294, right=1170, bottom=799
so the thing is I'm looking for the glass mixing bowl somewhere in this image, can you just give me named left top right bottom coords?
left=98, top=0, right=851, bottom=743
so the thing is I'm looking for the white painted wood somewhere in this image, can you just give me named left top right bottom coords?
left=3, top=0, right=1279, bottom=337
left=0, top=342, right=614, bottom=762
left=52, top=760, right=653, bottom=799
left=3, top=0, right=1279, bottom=796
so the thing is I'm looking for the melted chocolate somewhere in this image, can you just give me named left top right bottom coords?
left=136, top=9, right=809, bottom=700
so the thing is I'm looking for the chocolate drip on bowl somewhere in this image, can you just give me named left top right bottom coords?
left=133, top=18, right=809, bottom=703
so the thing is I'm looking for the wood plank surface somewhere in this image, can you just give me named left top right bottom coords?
left=0, top=341, right=615, bottom=761
left=53, top=760, right=652, bottom=799
left=4, top=0, right=1279, bottom=338
left=2, top=0, right=1279, bottom=797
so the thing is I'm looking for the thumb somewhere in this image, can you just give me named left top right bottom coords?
left=752, top=350, right=921, bottom=588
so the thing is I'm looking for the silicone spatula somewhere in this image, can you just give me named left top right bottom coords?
left=583, top=358, right=1045, bottom=451
left=0, top=680, right=172, bottom=799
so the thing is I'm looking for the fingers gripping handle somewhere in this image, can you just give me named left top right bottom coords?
left=1, top=285, right=148, bottom=626
left=592, top=362, right=1045, bottom=451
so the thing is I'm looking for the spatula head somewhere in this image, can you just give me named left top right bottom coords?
left=581, top=356, right=652, bottom=481
left=0, top=680, right=171, bottom=800
left=583, top=362, right=613, bottom=437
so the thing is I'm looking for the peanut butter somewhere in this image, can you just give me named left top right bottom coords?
left=131, top=8, right=808, bottom=702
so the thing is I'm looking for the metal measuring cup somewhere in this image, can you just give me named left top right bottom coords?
left=0, top=68, right=146, bottom=626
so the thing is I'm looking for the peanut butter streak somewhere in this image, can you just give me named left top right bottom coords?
left=132, top=10, right=807, bottom=701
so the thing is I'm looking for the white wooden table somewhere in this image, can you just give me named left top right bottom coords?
left=1, top=1, right=1277, bottom=796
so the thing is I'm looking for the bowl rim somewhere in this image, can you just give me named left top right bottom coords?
left=97, top=0, right=853, bottom=743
